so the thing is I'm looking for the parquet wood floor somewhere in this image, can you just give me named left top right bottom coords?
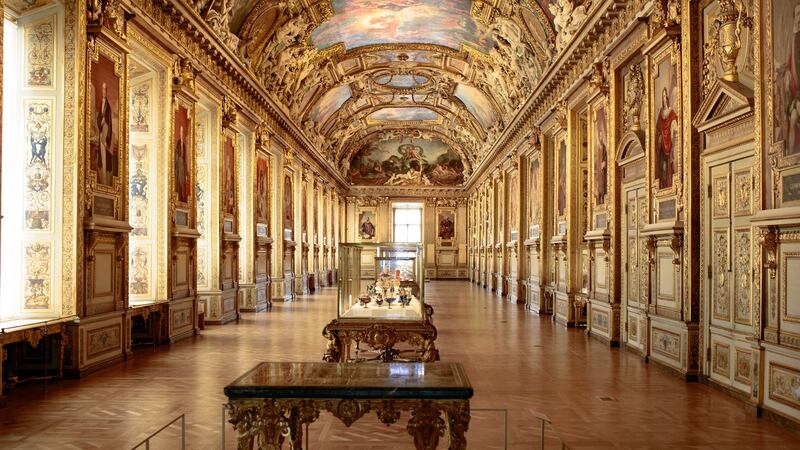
left=1, top=281, right=799, bottom=449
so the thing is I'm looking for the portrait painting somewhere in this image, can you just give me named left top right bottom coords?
left=284, top=175, right=293, bottom=235
left=223, top=136, right=236, bottom=215
left=348, top=137, right=465, bottom=186
left=256, top=157, right=269, bottom=223
left=510, top=172, right=519, bottom=227
left=359, top=210, right=376, bottom=240
left=773, top=0, right=800, bottom=155
left=530, top=157, right=540, bottom=223
left=302, top=186, right=308, bottom=241
left=557, top=139, right=567, bottom=217
left=174, top=105, right=190, bottom=203
left=594, top=103, right=608, bottom=205
left=437, top=210, right=455, bottom=242
left=89, top=53, right=120, bottom=187
left=654, top=55, right=678, bottom=190
left=311, top=0, right=494, bottom=53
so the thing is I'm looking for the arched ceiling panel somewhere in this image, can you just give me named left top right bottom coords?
left=347, top=135, right=466, bottom=187
left=454, top=83, right=497, bottom=128
left=310, top=84, right=353, bottom=124
left=368, top=107, right=440, bottom=122
left=310, top=0, right=494, bottom=53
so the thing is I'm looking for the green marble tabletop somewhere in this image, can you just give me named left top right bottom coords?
left=224, top=362, right=473, bottom=399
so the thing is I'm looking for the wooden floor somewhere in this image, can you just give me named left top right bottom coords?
left=1, top=281, right=799, bottom=449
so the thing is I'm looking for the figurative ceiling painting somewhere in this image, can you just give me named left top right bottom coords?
left=371, top=50, right=434, bottom=64
left=375, top=74, right=429, bottom=89
left=368, top=107, right=439, bottom=122
left=454, top=83, right=497, bottom=128
left=311, top=84, right=352, bottom=124
left=311, top=0, right=494, bottom=52
left=348, top=137, right=464, bottom=186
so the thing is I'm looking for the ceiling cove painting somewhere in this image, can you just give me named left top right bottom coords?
left=348, top=137, right=465, bottom=186
left=311, top=84, right=352, bottom=124
left=311, top=0, right=494, bottom=53
left=454, top=83, right=497, bottom=128
left=368, top=107, right=439, bottom=122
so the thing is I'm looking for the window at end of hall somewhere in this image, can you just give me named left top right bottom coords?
left=393, top=203, right=422, bottom=243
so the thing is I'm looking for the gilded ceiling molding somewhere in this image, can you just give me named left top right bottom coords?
left=127, top=0, right=350, bottom=191
left=349, top=186, right=463, bottom=199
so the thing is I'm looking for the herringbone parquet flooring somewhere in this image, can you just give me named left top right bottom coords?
left=1, top=281, right=798, bottom=449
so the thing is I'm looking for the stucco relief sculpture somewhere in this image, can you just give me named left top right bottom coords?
left=549, top=0, right=590, bottom=52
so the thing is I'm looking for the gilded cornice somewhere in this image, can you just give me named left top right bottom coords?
left=466, top=0, right=652, bottom=194
left=349, top=186, right=463, bottom=199
left=127, top=0, right=350, bottom=191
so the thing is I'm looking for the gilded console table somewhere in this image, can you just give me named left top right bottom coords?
left=225, top=362, right=472, bottom=450
left=0, top=316, right=75, bottom=403
left=323, top=304, right=439, bottom=363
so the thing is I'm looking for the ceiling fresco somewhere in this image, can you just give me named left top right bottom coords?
left=368, top=107, right=440, bottom=122
left=310, top=0, right=494, bottom=52
left=310, top=84, right=353, bottom=124
left=348, top=137, right=465, bottom=186
left=455, top=83, right=497, bottom=129
left=224, top=0, right=568, bottom=187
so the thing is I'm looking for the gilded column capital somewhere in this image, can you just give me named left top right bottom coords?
left=172, top=57, right=197, bottom=93
left=222, top=95, right=239, bottom=128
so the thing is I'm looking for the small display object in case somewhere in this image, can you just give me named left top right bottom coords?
left=337, top=243, right=425, bottom=321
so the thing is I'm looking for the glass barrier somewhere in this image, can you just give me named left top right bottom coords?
left=130, top=414, right=185, bottom=450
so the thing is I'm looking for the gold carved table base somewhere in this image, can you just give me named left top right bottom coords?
left=322, top=320, right=440, bottom=363
left=227, top=398, right=470, bottom=450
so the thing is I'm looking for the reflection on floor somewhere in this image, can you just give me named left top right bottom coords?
left=0, top=281, right=798, bottom=448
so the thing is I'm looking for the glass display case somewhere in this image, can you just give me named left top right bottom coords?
left=337, top=243, right=425, bottom=321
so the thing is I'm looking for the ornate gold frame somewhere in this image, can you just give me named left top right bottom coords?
left=85, top=37, right=128, bottom=220
left=649, top=41, right=682, bottom=201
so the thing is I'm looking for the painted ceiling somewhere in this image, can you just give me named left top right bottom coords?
left=311, top=0, right=494, bottom=52
left=225, top=0, right=562, bottom=187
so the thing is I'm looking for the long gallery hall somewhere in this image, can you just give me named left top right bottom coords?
left=2, top=0, right=800, bottom=448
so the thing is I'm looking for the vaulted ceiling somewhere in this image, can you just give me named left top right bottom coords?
left=204, top=0, right=562, bottom=187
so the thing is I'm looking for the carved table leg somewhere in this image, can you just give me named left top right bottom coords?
left=407, top=400, right=445, bottom=450
left=227, top=399, right=288, bottom=450
left=0, top=346, right=5, bottom=404
left=421, top=339, right=439, bottom=362
left=445, top=401, right=470, bottom=450
left=288, top=400, right=321, bottom=449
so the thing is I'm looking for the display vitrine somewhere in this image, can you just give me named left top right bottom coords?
left=324, top=243, right=438, bottom=363
left=337, top=243, right=426, bottom=321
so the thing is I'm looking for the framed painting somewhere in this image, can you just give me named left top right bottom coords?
left=172, top=100, right=193, bottom=206
left=283, top=174, right=294, bottom=239
left=529, top=155, right=541, bottom=233
left=437, top=208, right=455, bottom=246
left=358, top=209, right=376, bottom=241
left=222, top=134, right=237, bottom=218
left=593, top=101, right=609, bottom=206
left=765, top=1, right=800, bottom=205
left=651, top=44, right=681, bottom=197
left=256, top=155, right=269, bottom=225
left=509, top=170, right=519, bottom=234
left=87, top=41, right=126, bottom=198
left=556, top=135, right=567, bottom=219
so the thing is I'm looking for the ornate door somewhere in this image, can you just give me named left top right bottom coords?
left=706, top=156, right=753, bottom=392
left=621, top=183, right=647, bottom=350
